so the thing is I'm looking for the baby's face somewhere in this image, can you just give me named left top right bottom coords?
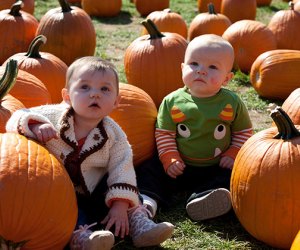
left=182, top=40, right=234, bottom=98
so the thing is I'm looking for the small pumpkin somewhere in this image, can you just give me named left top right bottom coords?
left=141, top=8, right=188, bottom=39
left=221, top=0, right=256, bottom=23
left=250, top=49, right=300, bottom=100
left=188, top=3, right=231, bottom=41
left=124, top=19, right=187, bottom=107
left=0, top=59, right=25, bottom=133
left=82, top=0, right=122, bottom=17
left=36, top=0, right=96, bottom=66
left=0, top=132, right=77, bottom=249
left=231, top=107, right=300, bottom=249
left=134, top=0, right=169, bottom=16
left=222, top=20, right=277, bottom=73
left=4, top=35, right=67, bottom=104
left=110, top=83, right=157, bottom=166
left=281, top=88, right=300, bottom=125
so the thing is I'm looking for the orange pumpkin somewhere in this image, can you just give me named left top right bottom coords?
left=0, top=132, right=77, bottom=249
left=135, top=0, right=169, bottom=16
left=188, top=3, right=231, bottom=41
left=0, top=0, right=34, bottom=15
left=141, top=8, right=188, bottom=39
left=197, top=0, right=221, bottom=13
left=124, top=19, right=187, bottom=108
left=295, top=1, right=300, bottom=11
left=36, top=0, right=96, bottom=66
left=222, top=20, right=277, bottom=73
left=291, top=230, right=300, bottom=250
left=82, top=0, right=122, bottom=17
left=281, top=88, right=300, bottom=125
left=110, top=83, right=157, bottom=166
left=250, top=50, right=300, bottom=100
left=268, top=2, right=300, bottom=50
left=231, top=107, right=300, bottom=249
left=0, top=59, right=25, bottom=133
left=221, top=0, right=256, bottom=23
left=0, top=1, right=38, bottom=65
left=4, top=35, right=67, bottom=104
left=256, top=0, right=272, bottom=6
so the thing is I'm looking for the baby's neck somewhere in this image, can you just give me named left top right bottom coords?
left=73, top=117, right=101, bottom=141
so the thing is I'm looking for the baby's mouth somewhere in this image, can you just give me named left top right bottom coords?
left=89, top=103, right=99, bottom=108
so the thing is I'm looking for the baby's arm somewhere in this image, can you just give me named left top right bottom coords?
left=167, top=161, right=186, bottom=178
left=29, top=122, right=58, bottom=143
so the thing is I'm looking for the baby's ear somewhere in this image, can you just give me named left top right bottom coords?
left=223, top=72, right=234, bottom=86
left=113, top=94, right=121, bottom=109
left=62, top=88, right=71, bottom=104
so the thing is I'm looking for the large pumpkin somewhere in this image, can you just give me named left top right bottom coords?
left=36, top=0, right=96, bottom=66
left=0, top=59, right=25, bottom=133
left=250, top=49, right=300, bottom=100
left=0, top=133, right=77, bottom=249
left=281, top=88, right=300, bottom=125
left=134, top=0, right=169, bottom=16
left=222, top=20, right=277, bottom=73
left=82, top=0, right=122, bottom=17
left=231, top=107, right=300, bottom=249
left=0, top=0, right=34, bottom=14
left=221, top=0, right=256, bottom=23
left=268, top=2, right=300, bottom=50
left=0, top=1, right=38, bottom=65
left=124, top=19, right=187, bottom=107
left=110, top=83, right=157, bottom=166
left=4, top=35, right=67, bottom=104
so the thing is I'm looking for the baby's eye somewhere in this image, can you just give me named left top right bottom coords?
left=190, top=62, right=198, bottom=66
left=209, top=65, right=218, bottom=70
left=81, top=84, right=89, bottom=90
left=101, top=86, right=110, bottom=92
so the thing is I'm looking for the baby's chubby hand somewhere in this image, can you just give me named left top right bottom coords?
left=220, top=155, right=234, bottom=169
left=167, top=161, right=186, bottom=179
left=29, top=123, right=59, bottom=143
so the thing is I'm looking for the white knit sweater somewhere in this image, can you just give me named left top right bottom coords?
left=6, top=103, right=139, bottom=208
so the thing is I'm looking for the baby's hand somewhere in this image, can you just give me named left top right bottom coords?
left=101, top=200, right=129, bottom=238
left=29, top=123, right=59, bottom=143
left=220, top=156, right=234, bottom=169
left=167, top=161, right=186, bottom=179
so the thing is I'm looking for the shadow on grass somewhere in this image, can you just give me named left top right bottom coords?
left=91, top=11, right=134, bottom=25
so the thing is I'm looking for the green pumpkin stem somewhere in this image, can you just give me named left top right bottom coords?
left=58, top=0, right=72, bottom=12
left=141, top=19, right=165, bottom=39
left=9, top=1, right=23, bottom=16
left=208, top=3, right=217, bottom=14
left=0, top=60, right=18, bottom=100
left=25, top=35, right=47, bottom=59
left=271, top=106, right=300, bottom=139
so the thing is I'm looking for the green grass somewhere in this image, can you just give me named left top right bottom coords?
left=33, top=1, right=289, bottom=249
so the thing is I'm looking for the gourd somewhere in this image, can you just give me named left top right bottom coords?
left=4, top=35, right=67, bottom=104
left=0, top=132, right=77, bottom=249
left=250, top=49, right=300, bottom=100
left=110, top=83, right=157, bottom=166
left=221, top=0, right=256, bottom=23
left=222, top=20, right=277, bottom=73
left=141, top=9, right=188, bottom=39
left=124, top=19, right=187, bottom=107
left=281, top=88, right=300, bottom=125
left=134, top=0, right=169, bottom=16
left=0, top=1, right=38, bottom=65
left=188, top=3, right=231, bottom=41
left=36, top=0, right=96, bottom=66
left=82, top=0, right=122, bottom=17
left=231, top=107, right=300, bottom=249
left=0, top=59, right=25, bottom=133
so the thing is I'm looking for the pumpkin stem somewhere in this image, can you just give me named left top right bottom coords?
left=141, top=19, right=165, bottom=39
left=25, top=35, right=47, bottom=59
left=8, top=1, right=23, bottom=16
left=271, top=106, right=300, bottom=139
left=58, top=0, right=72, bottom=13
left=0, top=60, right=18, bottom=101
left=208, top=3, right=217, bottom=14
left=289, top=1, right=294, bottom=10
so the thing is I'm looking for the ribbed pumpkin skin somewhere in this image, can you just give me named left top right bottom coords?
left=188, top=9, right=231, bottom=41
left=0, top=133, right=77, bottom=250
left=0, top=0, right=34, bottom=15
left=282, top=88, right=300, bottom=125
left=4, top=69, right=52, bottom=108
left=231, top=125, right=300, bottom=249
left=268, top=6, right=300, bottom=50
left=0, top=8, right=38, bottom=65
left=250, top=50, right=300, bottom=100
left=3, top=50, right=67, bottom=104
left=221, top=0, right=256, bottom=23
left=135, top=0, right=169, bottom=16
left=197, top=0, right=221, bottom=13
left=124, top=31, right=187, bottom=108
left=110, top=83, right=157, bottom=166
left=36, top=2, right=96, bottom=66
left=222, top=20, right=277, bottom=73
left=82, top=0, right=122, bottom=17
left=142, top=9, right=188, bottom=39
left=0, top=95, right=25, bottom=133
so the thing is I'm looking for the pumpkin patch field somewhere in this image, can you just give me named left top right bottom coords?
left=1, top=0, right=300, bottom=249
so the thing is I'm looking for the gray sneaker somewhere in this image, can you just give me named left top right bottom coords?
left=186, top=188, right=232, bottom=221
